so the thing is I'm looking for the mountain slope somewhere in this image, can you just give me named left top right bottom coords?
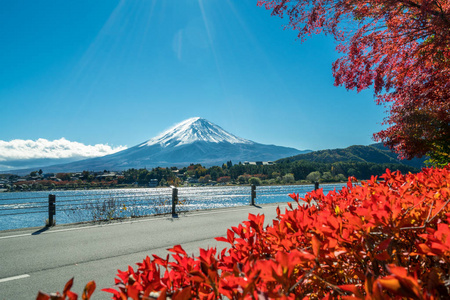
left=277, top=143, right=425, bottom=168
left=11, top=118, right=308, bottom=173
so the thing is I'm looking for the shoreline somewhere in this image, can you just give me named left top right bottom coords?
left=0, top=180, right=351, bottom=193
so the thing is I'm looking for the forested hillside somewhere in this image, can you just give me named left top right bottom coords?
left=277, top=143, right=425, bottom=169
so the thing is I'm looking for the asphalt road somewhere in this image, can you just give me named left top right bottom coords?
left=0, top=202, right=290, bottom=299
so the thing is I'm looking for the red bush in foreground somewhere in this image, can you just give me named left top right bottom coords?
left=38, top=166, right=450, bottom=299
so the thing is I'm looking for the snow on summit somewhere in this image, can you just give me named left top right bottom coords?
left=142, top=117, right=253, bottom=147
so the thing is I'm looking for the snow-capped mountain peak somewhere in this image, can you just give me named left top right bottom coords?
left=142, top=117, right=253, bottom=148
left=7, top=117, right=306, bottom=173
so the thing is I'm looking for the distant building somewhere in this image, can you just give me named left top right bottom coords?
left=148, top=179, right=158, bottom=187
left=96, top=172, right=117, bottom=180
left=243, top=161, right=275, bottom=166
left=186, top=177, right=199, bottom=184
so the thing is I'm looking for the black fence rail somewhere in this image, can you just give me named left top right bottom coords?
left=0, top=188, right=174, bottom=228
left=0, top=194, right=49, bottom=217
left=0, top=183, right=325, bottom=231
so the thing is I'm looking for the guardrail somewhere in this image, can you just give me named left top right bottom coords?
left=0, top=189, right=172, bottom=228
left=0, top=183, right=323, bottom=230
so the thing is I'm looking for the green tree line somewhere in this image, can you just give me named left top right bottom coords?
left=118, top=160, right=419, bottom=186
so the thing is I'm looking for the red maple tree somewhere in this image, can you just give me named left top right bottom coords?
left=257, top=0, right=450, bottom=165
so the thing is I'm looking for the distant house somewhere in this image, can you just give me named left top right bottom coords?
left=186, top=177, right=199, bottom=184
left=96, top=172, right=117, bottom=180
left=243, top=161, right=275, bottom=166
left=43, top=173, right=55, bottom=179
left=148, top=179, right=158, bottom=187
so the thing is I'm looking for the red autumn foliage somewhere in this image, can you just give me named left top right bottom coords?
left=38, top=166, right=450, bottom=299
left=217, top=176, right=231, bottom=183
left=257, top=0, right=450, bottom=163
left=36, top=278, right=95, bottom=300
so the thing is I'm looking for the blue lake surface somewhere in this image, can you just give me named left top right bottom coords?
left=0, top=184, right=345, bottom=231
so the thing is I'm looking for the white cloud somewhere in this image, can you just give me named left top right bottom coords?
left=0, top=138, right=127, bottom=161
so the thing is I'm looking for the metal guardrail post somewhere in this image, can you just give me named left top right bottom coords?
left=48, top=194, right=56, bottom=227
left=172, top=187, right=178, bottom=216
left=251, top=184, right=256, bottom=205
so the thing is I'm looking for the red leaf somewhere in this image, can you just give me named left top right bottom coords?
left=173, top=286, right=191, bottom=300
left=375, top=251, right=391, bottom=261
left=67, top=291, right=78, bottom=300
left=168, top=245, right=187, bottom=256
left=215, top=236, right=228, bottom=243
left=375, top=238, right=392, bottom=252
left=288, top=193, right=299, bottom=202
left=101, top=288, right=120, bottom=296
left=312, top=235, right=321, bottom=257
left=386, top=265, right=407, bottom=278
left=377, top=277, right=401, bottom=292
left=227, top=228, right=234, bottom=243
left=82, top=281, right=96, bottom=300
left=339, top=284, right=359, bottom=295
left=63, top=277, right=75, bottom=296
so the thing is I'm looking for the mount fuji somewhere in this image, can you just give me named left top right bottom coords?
left=11, top=118, right=309, bottom=173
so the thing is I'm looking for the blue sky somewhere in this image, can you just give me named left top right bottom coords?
left=0, top=0, right=386, bottom=165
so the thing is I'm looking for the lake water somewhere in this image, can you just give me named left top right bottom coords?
left=0, top=184, right=345, bottom=231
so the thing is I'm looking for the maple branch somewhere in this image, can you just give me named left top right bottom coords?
left=428, top=198, right=450, bottom=223
left=311, top=273, right=346, bottom=296
left=399, top=0, right=450, bottom=27
left=425, top=199, right=436, bottom=223
left=401, top=197, right=427, bottom=218
left=400, top=225, right=425, bottom=231
left=400, top=198, right=450, bottom=230
left=400, top=200, right=434, bottom=230
left=293, top=265, right=347, bottom=296
left=273, top=0, right=288, bottom=15
left=433, top=0, right=448, bottom=22
left=289, top=264, right=317, bottom=293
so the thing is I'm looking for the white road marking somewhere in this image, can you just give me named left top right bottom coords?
left=0, top=233, right=30, bottom=239
left=0, top=203, right=288, bottom=240
left=0, top=274, right=30, bottom=283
